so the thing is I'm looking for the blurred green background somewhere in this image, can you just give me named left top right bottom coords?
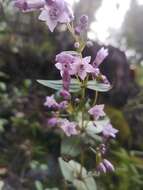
left=0, top=0, right=143, bottom=189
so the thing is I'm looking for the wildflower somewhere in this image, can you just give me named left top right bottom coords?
left=93, top=47, right=108, bottom=67
left=72, top=56, right=95, bottom=80
left=39, top=0, right=74, bottom=32
left=97, top=159, right=114, bottom=173
left=101, top=75, right=110, bottom=84
left=60, top=119, right=78, bottom=136
left=44, top=95, right=58, bottom=108
left=48, top=117, right=59, bottom=127
left=97, top=162, right=106, bottom=173
left=55, top=52, right=75, bottom=76
left=103, top=159, right=115, bottom=172
left=88, top=105, right=105, bottom=120
left=60, top=89, right=71, bottom=100
left=59, top=100, right=69, bottom=109
left=75, top=15, right=88, bottom=35
left=102, top=123, right=118, bottom=138
left=55, top=52, right=77, bottom=92
left=14, top=0, right=45, bottom=12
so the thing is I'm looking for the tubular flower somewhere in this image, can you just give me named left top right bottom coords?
left=72, top=56, right=96, bottom=80
left=44, top=95, right=59, bottom=108
left=39, top=0, right=74, bottom=32
left=88, top=104, right=105, bottom=120
left=97, top=159, right=115, bottom=173
left=102, top=123, right=118, bottom=138
left=14, top=0, right=46, bottom=12
left=59, top=119, right=78, bottom=137
left=93, top=47, right=109, bottom=67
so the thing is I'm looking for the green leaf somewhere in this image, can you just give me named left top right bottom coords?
left=84, top=177, right=97, bottom=190
left=35, top=181, right=43, bottom=190
left=61, top=137, right=81, bottom=157
left=73, top=179, right=87, bottom=190
left=59, top=158, right=97, bottom=190
left=59, top=158, right=74, bottom=182
left=87, top=80, right=111, bottom=92
left=86, top=121, right=103, bottom=134
left=68, top=160, right=87, bottom=178
left=37, top=79, right=81, bottom=92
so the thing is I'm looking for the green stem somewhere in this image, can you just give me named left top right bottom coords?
left=79, top=81, right=86, bottom=177
left=93, top=91, right=98, bottom=105
left=67, top=22, right=78, bottom=42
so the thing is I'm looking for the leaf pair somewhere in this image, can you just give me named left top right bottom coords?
left=37, top=79, right=111, bottom=92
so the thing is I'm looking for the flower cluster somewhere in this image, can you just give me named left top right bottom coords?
left=14, top=0, right=119, bottom=187
left=14, top=0, right=74, bottom=31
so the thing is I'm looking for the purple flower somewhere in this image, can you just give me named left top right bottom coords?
left=59, top=100, right=68, bottom=109
left=60, top=89, right=71, bottom=100
left=48, top=117, right=59, bottom=127
left=14, top=0, right=45, bottom=12
left=102, top=123, right=118, bottom=138
left=44, top=95, right=58, bottom=108
left=60, top=119, right=78, bottom=136
left=88, top=104, right=105, bottom=120
left=97, top=159, right=115, bottom=173
left=93, top=47, right=108, bottom=67
left=55, top=52, right=75, bottom=76
left=103, top=159, right=115, bottom=172
left=39, top=0, right=74, bottom=32
left=55, top=52, right=75, bottom=92
left=97, top=162, right=106, bottom=173
left=72, top=56, right=95, bottom=80
left=75, top=15, right=88, bottom=35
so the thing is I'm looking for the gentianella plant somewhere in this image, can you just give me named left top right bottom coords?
left=14, top=0, right=118, bottom=189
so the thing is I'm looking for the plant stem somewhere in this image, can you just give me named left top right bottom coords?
left=93, top=91, right=98, bottom=105
left=67, top=23, right=78, bottom=42
left=80, top=82, right=86, bottom=176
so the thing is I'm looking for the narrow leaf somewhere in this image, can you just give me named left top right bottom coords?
left=87, top=80, right=111, bottom=92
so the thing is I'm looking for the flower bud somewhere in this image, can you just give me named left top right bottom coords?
left=80, top=15, right=88, bottom=25
left=48, top=117, right=58, bottom=127
left=74, top=42, right=80, bottom=49
left=97, top=163, right=107, bottom=173
left=103, top=159, right=115, bottom=172
left=60, top=89, right=71, bottom=100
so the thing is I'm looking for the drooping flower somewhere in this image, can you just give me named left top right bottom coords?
left=59, top=119, right=78, bottom=136
left=39, top=0, right=74, bottom=32
left=88, top=104, right=105, bottom=120
left=97, top=159, right=115, bottom=173
left=103, top=159, right=115, bottom=172
left=14, top=0, right=46, bottom=12
left=93, top=47, right=108, bottom=67
left=97, top=162, right=107, bottom=173
left=44, top=95, right=59, bottom=108
left=102, top=123, right=118, bottom=138
left=72, top=56, right=95, bottom=80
